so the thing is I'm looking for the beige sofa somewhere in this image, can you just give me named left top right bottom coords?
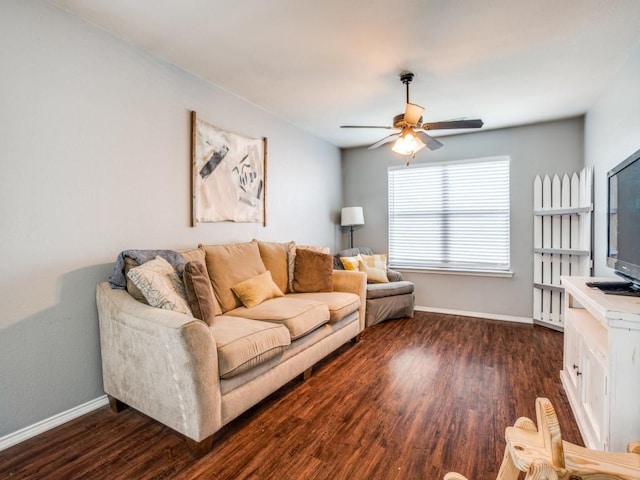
left=96, top=241, right=366, bottom=457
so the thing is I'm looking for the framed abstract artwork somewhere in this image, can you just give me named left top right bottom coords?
left=191, top=111, right=267, bottom=226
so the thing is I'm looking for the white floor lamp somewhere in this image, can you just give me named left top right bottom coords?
left=341, top=206, right=365, bottom=249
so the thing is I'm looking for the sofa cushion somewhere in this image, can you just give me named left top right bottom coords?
left=293, top=248, right=333, bottom=293
left=231, top=271, right=284, bottom=309
left=366, top=280, right=414, bottom=299
left=126, top=256, right=192, bottom=315
left=179, top=246, right=206, bottom=264
left=256, top=240, right=293, bottom=294
left=203, top=241, right=267, bottom=313
left=288, top=292, right=360, bottom=324
left=183, top=261, right=221, bottom=324
left=210, top=316, right=291, bottom=379
left=226, top=296, right=329, bottom=340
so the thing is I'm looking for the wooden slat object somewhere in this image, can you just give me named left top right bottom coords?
left=533, top=175, right=543, bottom=322
left=533, top=167, right=592, bottom=330
left=542, top=174, right=552, bottom=324
left=551, top=175, right=562, bottom=324
left=506, top=398, right=640, bottom=480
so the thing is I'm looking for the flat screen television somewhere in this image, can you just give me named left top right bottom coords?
left=607, top=147, right=640, bottom=293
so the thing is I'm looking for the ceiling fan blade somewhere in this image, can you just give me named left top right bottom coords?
left=404, top=103, right=424, bottom=125
left=422, top=119, right=484, bottom=130
left=417, top=131, right=444, bottom=151
left=341, top=125, right=395, bottom=129
left=368, top=133, right=400, bottom=150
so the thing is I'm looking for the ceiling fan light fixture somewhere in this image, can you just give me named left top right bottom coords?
left=392, top=129, right=426, bottom=156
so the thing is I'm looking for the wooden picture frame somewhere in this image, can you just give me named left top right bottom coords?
left=191, top=111, right=267, bottom=226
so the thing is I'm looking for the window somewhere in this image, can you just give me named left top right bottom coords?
left=388, top=156, right=510, bottom=273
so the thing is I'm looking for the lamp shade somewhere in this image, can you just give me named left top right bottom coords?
left=392, top=129, right=426, bottom=156
left=341, top=206, right=365, bottom=226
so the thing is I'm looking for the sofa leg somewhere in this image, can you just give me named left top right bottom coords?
left=302, top=366, right=313, bottom=381
left=351, top=333, right=362, bottom=344
left=185, top=435, right=214, bottom=458
left=108, top=395, right=128, bottom=413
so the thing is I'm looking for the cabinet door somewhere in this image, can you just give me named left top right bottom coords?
left=581, top=341, right=609, bottom=450
left=563, top=314, right=581, bottom=393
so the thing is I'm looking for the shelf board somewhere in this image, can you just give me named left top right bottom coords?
left=534, top=282, right=564, bottom=292
left=533, top=248, right=590, bottom=256
left=534, top=206, right=593, bottom=216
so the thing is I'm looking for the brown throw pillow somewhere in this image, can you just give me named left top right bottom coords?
left=292, top=248, right=333, bottom=293
left=182, top=261, right=221, bottom=325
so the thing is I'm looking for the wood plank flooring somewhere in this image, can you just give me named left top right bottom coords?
left=0, top=312, right=581, bottom=479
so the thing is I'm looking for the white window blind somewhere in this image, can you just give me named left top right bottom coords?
left=388, top=156, right=510, bottom=272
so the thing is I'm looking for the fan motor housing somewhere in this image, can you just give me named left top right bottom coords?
left=393, top=113, right=423, bottom=128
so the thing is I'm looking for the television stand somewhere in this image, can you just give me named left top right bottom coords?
left=560, top=276, right=640, bottom=452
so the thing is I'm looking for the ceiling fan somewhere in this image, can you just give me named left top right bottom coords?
left=341, top=71, right=484, bottom=158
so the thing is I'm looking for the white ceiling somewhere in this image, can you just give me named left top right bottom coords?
left=49, top=0, right=640, bottom=149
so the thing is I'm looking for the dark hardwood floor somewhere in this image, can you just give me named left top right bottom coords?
left=0, top=312, right=581, bottom=479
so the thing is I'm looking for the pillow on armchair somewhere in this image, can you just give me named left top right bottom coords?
left=335, top=247, right=403, bottom=283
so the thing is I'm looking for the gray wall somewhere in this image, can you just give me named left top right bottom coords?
left=0, top=0, right=342, bottom=438
left=585, top=41, right=640, bottom=277
left=342, top=118, right=584, bottom=318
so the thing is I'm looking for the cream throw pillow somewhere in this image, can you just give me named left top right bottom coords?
left=358, top=260, right=389, bottom=283
left=126, top=256, right=192, bottom=315
left=340, top=254, right=362, bottom=271
left=231, top=271, right=284, bottom=309
left=360, top=253, right=387, bottom=271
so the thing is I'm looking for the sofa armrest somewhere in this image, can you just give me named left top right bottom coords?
left=386, top=268, right=404, bottom=282
left=332, top=270, right=367, bottom=331
left=96, top=282, right=222, bottom=442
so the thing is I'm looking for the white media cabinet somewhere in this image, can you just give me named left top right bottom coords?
left=560, top=276, right=640, bottom=452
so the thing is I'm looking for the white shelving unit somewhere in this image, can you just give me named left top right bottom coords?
left=533, top=168, right=592, bottom=330
left=560, top=276, right=640, bottom=452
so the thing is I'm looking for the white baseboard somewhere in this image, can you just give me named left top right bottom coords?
left=0, top=395, right=109, bottom=451
left=414, top=305, right=533, bottom=324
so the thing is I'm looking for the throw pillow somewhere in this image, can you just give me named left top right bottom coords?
left=358, top=260, right=390, bottom=284
left=293, top=248, right=333, bottom=293
left=182, top=261, right=221, bottom=325
left=289, top=245, right=330, bottom=292
left=360, top=253, right=388, bottom=271
left=126, top=256, right=192, bottom=315
left=340, top=254, right=362, bottom=271
left=124, top=256, right=148, bottom=304
left=203, top=241, right=267, bottom=313
left=256, top=240, right=293, bottom=295
left=231, top=271, right=284, bottom=309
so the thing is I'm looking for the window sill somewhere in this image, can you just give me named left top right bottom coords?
left=390, top=267, right=514, bottom=278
